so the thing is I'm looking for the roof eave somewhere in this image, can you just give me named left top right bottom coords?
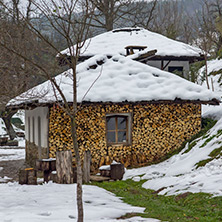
left=7, top=98, right=220, bottom=110
left=148, top=55, right=205, bottom=63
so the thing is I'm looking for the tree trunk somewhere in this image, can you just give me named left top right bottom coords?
left=104, top=0, right=114, bottom=31
left=2, top=110, right=17, bottom=140
left=204, top=54, right=210, bottom=90
left=83, top=150, right=91, bottom=183
left=70, top=117, right=84, bottom=222
left=105, top=15, right=114, bottom=31
left=56, top=150, right=73, bottom=184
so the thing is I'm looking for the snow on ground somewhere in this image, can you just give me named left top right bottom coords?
left=198, top=58, right=222, bottom=93
left=0, top=110, right=25, bottom=147
left=0, top=118, right=7, bottom=136
left=0, top=146, right=25, bottom=182
left=123, top=113, right=222, bottom=196
left=122, top=59, right=222, bottom=196
left=0, top=182, right=159, bottom=222
left=199, top=58, right=222, bottom=120
left=0, top=147, right=25, bottom=161
left=0, top=176, right=12, bottom=183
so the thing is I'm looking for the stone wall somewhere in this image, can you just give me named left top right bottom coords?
left=48, top=103, right=201, bottom=171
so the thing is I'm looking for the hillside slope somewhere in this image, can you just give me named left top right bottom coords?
left=123, top=60, right=222, bottom=196
left=123, top=116, right=222, bottom=196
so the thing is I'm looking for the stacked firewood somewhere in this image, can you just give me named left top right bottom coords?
left=48, top=103, right=201, bottom=172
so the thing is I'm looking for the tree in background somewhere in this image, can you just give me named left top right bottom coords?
left=125, top=0, right=157, bottom=30
left=0, top=0, right=64, bottom=140
left=0, top=0, right=94, bottom=221
left=89, top=0, right=134, bottom=31
left=152, top=0, right=184, bottom=40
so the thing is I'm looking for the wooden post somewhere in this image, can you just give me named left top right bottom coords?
left=56, top=150, right=73, bottom=184
left=110, top=163, right=125, bottom=180
left=19, top=168, right=37, bottom=185
left=83, top=150, right=91, bottom=183
left=0, top=137, right=8, bottom=146
left=36, top=159, right=56, bottom=183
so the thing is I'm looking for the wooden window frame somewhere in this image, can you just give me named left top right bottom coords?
left=106, top=113, right=131, bottom=146
left=168, top=66, right=184, bottom=75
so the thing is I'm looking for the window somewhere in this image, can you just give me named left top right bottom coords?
left=168, top=66, right=184, bottom=76
left=106, top=114, right=131, bottom=145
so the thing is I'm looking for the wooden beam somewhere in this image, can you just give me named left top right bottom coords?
left=133, top=49, right=157, bottom=61
left=163, top=60, right=171, bottom=70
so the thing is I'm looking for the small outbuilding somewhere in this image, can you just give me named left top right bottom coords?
left=59, top=27, right=205, bottom=78
left=9, top=55, right=220, bottom=171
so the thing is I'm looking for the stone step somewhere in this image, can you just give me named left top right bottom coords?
left=90, top=175, right=110, bottom=182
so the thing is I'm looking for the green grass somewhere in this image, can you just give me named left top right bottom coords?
left=195, top=158, right=213, bottom=168
left=93, top=180, right=222, bottom=222
left=182, top=118, right=217, bottom=154
left=183, top=141, right=197, bottom=154
left=209, top=147, right=222, bottom=158
left=195, top=146, right=222, bottom=168
left=200, top=135, right=216, bottom=148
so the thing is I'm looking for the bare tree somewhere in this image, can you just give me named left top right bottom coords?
left=191, top=0, right=220, bottom=88
left=0, top=0, right=95, bottom=221
left=125, top=0, right=157, bottom=30
left=151, top=0, right=184, bottom=40
left=0, top=0, right=60, bottom=139
left=88, top=0, right=152, bottom=31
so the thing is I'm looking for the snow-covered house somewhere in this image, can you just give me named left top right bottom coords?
left=59, top=27, right=205, bottom=79
left=8, top=55, right=220, bottom=170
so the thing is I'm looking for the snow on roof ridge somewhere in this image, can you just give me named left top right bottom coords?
left=112, top=27, right=143, bottom=33
left=8, top=54, right=221, bottom=107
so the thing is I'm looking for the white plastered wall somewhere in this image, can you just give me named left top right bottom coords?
left=147, top=60, right=190, bottom=78
left=25, top=106, right=49, bottom=149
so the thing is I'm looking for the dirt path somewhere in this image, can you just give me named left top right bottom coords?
left=0, top=159, right=25, bottom=181
left=0, top=147, right=25, bottom=182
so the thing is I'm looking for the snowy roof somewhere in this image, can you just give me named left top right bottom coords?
left=8, top=54, right=220, bottom=107
left=60, top=27, right=203, bottom=58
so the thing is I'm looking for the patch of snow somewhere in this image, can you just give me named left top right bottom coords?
left=18, top=139, right=25, bottom=147
left=9, top=54, right=220, bottom=106
left=0, top=110, right=25, bottom=144
left=198, top=58, right=222, bottom=93
left=99, top=165, right=111, bottom=171
left=0, top=148, right=25, bottom=161
left=118, top=217, right=160, bottom=222
left=202, top=104, right=222, bottom=120
left=41, top=158, right=56, bottom=161
left=0, top=176, right=12, bottom=183
left=0, top=118, right=7, bottom=136
left=0, top=182, right=159, bottom=222
left=198, top=58, right=222, bottom=121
